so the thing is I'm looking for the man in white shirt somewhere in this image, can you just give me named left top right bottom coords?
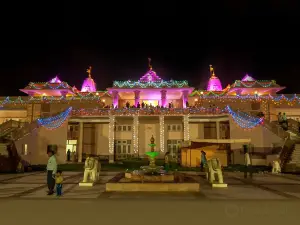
left=46, top=150, right=57, bottom=195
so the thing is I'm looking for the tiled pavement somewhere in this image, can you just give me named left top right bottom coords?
left=1, top=171, right=300, bottom=200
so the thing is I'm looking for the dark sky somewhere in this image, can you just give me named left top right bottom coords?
left=1, top=1, right=300, bottom=96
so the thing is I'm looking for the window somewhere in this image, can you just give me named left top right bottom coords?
left=116, top=125, right=133, bottom=132
left=114, top=139, right=132, bottom=159
left=22, top=144, right=28, bottom=155
left=167, top=140, right=182, bottom=160
left=167, top=124, right=182, bottom=132
left=204, top=122, right=217, bottom=139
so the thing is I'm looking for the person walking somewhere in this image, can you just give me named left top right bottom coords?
left=164, top=152, right=170, bottom=172
left=200, top=150, right=207, bottom=172
left=243, top=145, right=253, bottom=179
left=46, top=150, right=57, bottom=195
left=67, top=149, right=71, bottom=162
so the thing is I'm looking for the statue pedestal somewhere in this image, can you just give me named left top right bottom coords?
left=212, top=183, right=228, bottom=188
left=79, top=182, right=95, bottom=187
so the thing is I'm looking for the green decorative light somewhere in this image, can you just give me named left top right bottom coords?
left=145, top=151, right=159, bottom=158
left=112, top=80, right=189, bottom=88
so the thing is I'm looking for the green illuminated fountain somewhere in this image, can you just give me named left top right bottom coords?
left=141, top=135, right=163, bottom=174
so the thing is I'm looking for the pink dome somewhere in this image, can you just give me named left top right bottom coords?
left=81, top=66, right=96, bottom=92
left=207, top=65, right=223, bottom=91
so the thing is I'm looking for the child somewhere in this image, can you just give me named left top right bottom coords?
left=55, top=170, right=63, bottom=196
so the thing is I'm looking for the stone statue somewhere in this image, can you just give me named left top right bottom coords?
left=81, top=155, right=100, bottom=184
left=207, top=158, right=227, bottom=187
left=272, top=160, right=281, bottom=173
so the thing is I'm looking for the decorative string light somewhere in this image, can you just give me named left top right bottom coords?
left=37, top=107, right=72, bottom=129
left=28, top=81, right=71, bottom=90
left=183, top=115, right=190, bottom=141
left=108, top=115, right=115, bottom=154
left=112, top=79, right=189, bottom=88
left=226, top=106, right=263, bottom=129
left=71, top=107, right=227, bottom=116
left=132, top=116, right=139, bottom=154
left=159, top=115, right=165, bottom=153
left=233, top=80, right=275, bottom=88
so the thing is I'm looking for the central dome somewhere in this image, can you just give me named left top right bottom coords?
left=207, top=65, right=223, bottom=91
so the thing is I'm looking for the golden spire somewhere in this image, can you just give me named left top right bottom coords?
left=86, top=66, right=92, bottom=78
left=209, top=65, right=214, bottom=75
left=148, top=58, right=152, bottom=70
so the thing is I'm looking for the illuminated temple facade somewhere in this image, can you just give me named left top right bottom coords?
left=1, top=62, right=300, bottom=168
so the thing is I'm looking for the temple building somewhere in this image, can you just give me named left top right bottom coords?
left=1, top=60, right=300, bottom=171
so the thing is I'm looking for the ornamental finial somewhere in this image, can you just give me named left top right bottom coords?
left=148, top=58, right=152, bottom=70
left=86, top=66, right=92, bottom=78
left=209, top=65, right=214, bottom=76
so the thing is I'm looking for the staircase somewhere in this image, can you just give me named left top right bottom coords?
left=263, top=120, right=290, bottom=140
left=0, top=120, right=26, bottom=138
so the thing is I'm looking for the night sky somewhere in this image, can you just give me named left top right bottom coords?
left=1, top=1, right=300, bottom=96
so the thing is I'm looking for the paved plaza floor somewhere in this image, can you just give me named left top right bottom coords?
left=1, top=172, right=300, bottom=225
left=1, top=171, right=300, bottom=200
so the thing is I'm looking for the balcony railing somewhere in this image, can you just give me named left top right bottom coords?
left=71, top=107, right=228, bottom=117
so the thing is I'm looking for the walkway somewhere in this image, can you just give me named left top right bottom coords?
left=1, top=172, right=300, bottom=225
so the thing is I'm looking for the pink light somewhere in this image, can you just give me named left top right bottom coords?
left=49, top=76, right=61, bottom=83
left=207, top=76, right=223, bottom=91
left=139, top=70, right=162, bottom=82
left=81, top=78, right=96, bottom=92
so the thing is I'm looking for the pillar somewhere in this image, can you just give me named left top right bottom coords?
left=161, top=90, right=167, bottom=107
left=182, top=90, right=189, bottom=108
left=78, top=122, right=83, bottom=162
left=159, top=116, right=165, bottom=153
left=183, top=115, right=190, bottom=141
left=112, top=91, right=119, bottom=108
left=134, top=90, right=140, bottom=107
left=108, top=115, right=115, bottom=163
left=216, top=121, right=220, bottom=139
left=133, top=116, right=139, bottom=155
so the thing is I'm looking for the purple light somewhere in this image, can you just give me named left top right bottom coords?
left=207, top=76, right=223, bottom=91
left=139, top=70, right=162, bottom=82
left=81, top=78, right=96, bottom=92
left=241, top=74, right=255, bottom=82
left=49, top=76, right=61, bottom=83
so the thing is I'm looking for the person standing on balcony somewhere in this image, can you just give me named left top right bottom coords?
left=46, top=150, right=57, bottom=195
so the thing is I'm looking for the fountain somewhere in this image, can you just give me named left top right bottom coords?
left=140, top=135, right=164, bottom=175
left=106, top=135, right=200, bottom=192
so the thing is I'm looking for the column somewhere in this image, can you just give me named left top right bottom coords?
left=112, top=91, right=119, bottom=108
left=108, top=115, right=115, bottom=163
left=134, top=90, right=140, bottom=107
left=133, top=116, right=139, bottom=155
left=182, top=90, right=189, bottom=108
left=160, top=90, right=167, bottom=107
left=78, top=122, right=83, bottom=162
left=216, top=121, right=220, bottom=139
left=183, top=115, right=190, bottom=141
left=159, top=116, right=165, bottom=153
